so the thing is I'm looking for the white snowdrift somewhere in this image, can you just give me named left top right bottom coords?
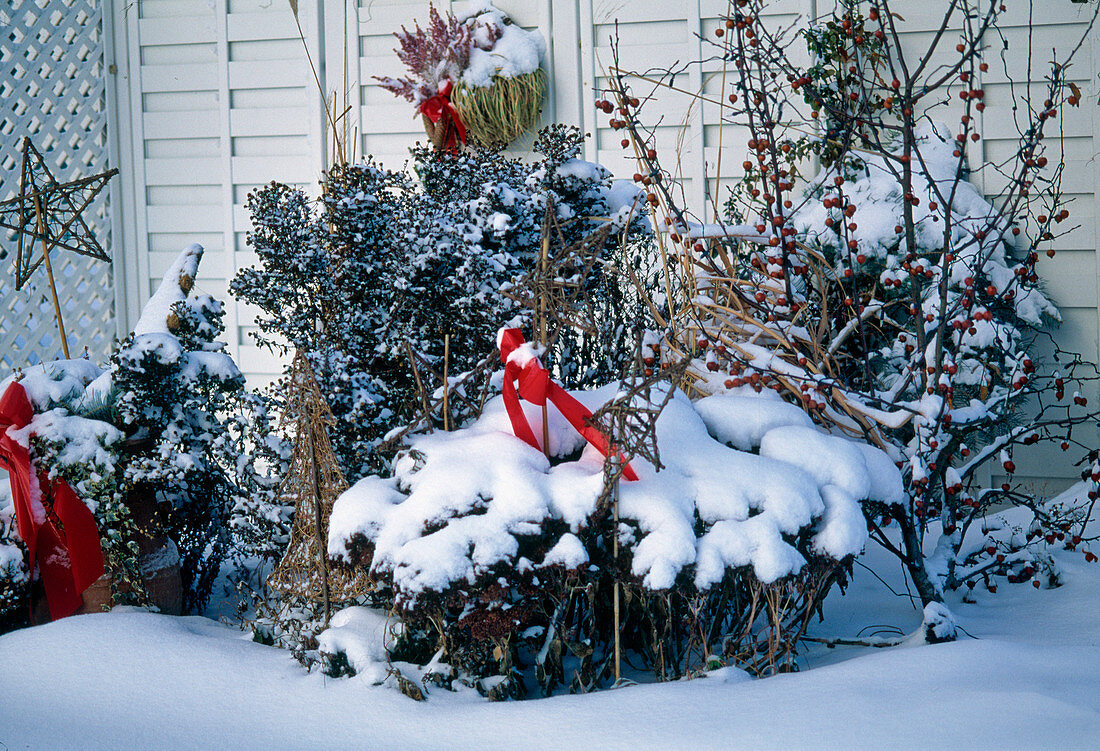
left=316, top=606, right=402, bottom=685
left=4, top=488, right=1099, bottom=749
left=1, top=595, right=1098, bottom=751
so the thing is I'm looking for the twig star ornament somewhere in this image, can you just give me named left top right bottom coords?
left=500, top=199, right=612, bottom=347
left=0, top=138, right=118, bottom=358
left=588, top=334, right=691, bottom=476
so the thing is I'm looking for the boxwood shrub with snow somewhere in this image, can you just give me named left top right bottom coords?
left=232, top=126, right=653, bottom=483
left=326, top=383, right=900, bottom=694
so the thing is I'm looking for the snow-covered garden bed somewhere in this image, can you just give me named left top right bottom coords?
left=3, top=486, right=1099, bottom=749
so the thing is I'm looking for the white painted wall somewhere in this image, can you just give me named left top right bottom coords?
left=107, top=0, right=1100, bottom=479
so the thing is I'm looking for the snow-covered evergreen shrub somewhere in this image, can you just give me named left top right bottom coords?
left=326, top=383, right=896, bottom=693
left=114, top=245, right=287, bottom=612
left=0, top=247, right=287, bottom=623
left=232, top=126, right=652, bottom=481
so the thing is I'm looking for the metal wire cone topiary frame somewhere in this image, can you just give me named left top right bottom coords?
left=267, top=351, right=373, bottom=620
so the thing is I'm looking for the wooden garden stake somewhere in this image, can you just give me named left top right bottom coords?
left=405, top=340, right=432, bottom=420
left=442, top=334, right=452, bottom=431
left=611, top=450, right=622, bottom=684
left=383, top=348, right=498, bottom=451
left=32, top=191, right=69, bottom=358
left=588, top=335, right=692, bottom=686
left=505, top=198, right=615, bottom=457
left=498, top=194, right=612, bottom=448
left=538, top=203, right=552, bottom=458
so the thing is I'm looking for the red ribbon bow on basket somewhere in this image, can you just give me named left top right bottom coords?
left=419, top=80, right=467, bottom=152
left=0, top=381, right=104, bottom=620
left=498, top=328, right=638, bottom=481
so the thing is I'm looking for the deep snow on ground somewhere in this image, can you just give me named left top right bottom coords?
left=2, top=501, right=1099, bottom=750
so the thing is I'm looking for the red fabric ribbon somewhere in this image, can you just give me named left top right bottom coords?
left=0, top=382, right=104, bottom=620
left=498, top=329, right=638, bottom=481
left=419, top=80, right=467, bottom=152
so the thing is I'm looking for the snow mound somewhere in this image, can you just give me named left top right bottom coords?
left=2, top=602, right=1100, bottom=749
left=696, top=392, right=814, bottom=451
left=6, top=410, right=121, bottom=490
left=899, top=601, right=958, bottom=645
left=330, top=384, right=892, bottom=601
left=0, top=359, right=105, bottom=412
left=317, top=606, right=401, bottom=684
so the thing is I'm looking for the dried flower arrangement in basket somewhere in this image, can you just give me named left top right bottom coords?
left=377, top=2, right=547, bottom=151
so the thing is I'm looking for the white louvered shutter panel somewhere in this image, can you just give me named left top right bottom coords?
left=109, top=0, right=325, bottom=387
left=106, top=0, right=1100, bottom=475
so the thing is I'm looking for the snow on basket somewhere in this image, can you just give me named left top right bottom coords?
left=451, top=3, right=547, bottom=148
left=327, top=381, right=899, bottom=685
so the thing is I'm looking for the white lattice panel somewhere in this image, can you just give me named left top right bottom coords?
left=0, top=0, right=114, bottom=373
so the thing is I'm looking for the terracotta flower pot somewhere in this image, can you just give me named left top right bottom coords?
left=30, top=482, right=182, bottom=622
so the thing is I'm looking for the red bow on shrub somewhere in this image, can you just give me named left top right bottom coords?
left=419, top=80, right=467, bottom=152
left=498, top=328, right=638, bottom=481
left=0, top=381, right=104, bottom=620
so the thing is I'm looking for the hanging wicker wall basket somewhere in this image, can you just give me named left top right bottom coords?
left=450, top=68, right=548, bottom=149
left=379, top=3, right=548, bottom=153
